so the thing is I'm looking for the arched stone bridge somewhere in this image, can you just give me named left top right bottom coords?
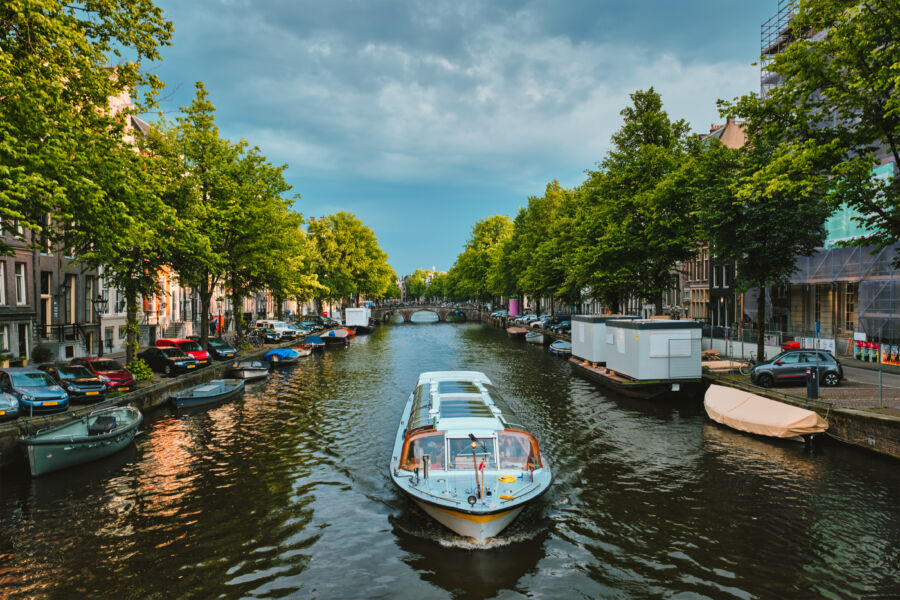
left=372, top=305, right=485, bottom=324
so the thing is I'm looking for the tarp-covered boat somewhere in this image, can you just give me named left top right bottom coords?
left=20, top=405, right=143, bottom=477
left=264, top=348, right=300, bottom=366
left=303, top=335, right=325, bottom=350
left=548, top=340, right=571, bottom=356
left=704, top=384, right=828, bottom=439
left=172, top=379, right=245, bottom=409
left=390, top=371, right=552, bottom=542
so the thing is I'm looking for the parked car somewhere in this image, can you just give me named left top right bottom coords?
left=70, top=357, right=136, bottom=391
left=0, top=392, right=19, bottom=421
left=750, top=350, right=843, bottom=388
left=550, top=320, right=571, bottom=333
left=255, top=320, right=299, bottom=340
left=780, top=340, right=802, bottom=351
left=187, top=335, right=238, bottom=361
left=0, top=368, right=69, bottom=415
left=138, top=347, right=200, bottom=376
left=39, top=364, right=106, bottom=404
left=530, top=315, right=553, bottom=329
left=155, top=338, right=210, bottom=366
left=259, top=328, right=282, bottom=343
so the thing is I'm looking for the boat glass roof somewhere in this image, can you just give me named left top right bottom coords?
left=484, top=384, right=525, bottom=430
left=439, top=397, right=494, bottom=419
left=407, top=383, right=435, bottom=433
left=437, top=380, right=481, bottom=394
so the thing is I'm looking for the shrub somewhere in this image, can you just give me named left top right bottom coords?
left=31, top=343, right=55, bottom=364
left=127, top=357, right=154, bottom=382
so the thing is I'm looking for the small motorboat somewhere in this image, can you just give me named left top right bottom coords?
left=292, top=344, right=313, bottom=357
left=390, top=371, right=552, bottom=542
left=506, top=327, right=528, bottom=339
left=171, top=379, right=245, bottom=409
left=343, top=327, right=357, bottom=337
left=548, top=340, right=572, bottom=356
left=229, top=359, right=270, bottom=381
left=704, top=384, right=828, bottom=442
left=303, top=335, right=325, bottom=351
left=525, top=331, right=546, bottom=345
left=264, top=348, right=301, bottom=366
left=321, top=328, right=350, bottom=346
left=20, top=405, right=143, bottom=477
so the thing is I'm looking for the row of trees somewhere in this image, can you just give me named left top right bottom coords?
left=441, top=0, right=899, bottom=360
left=2, top=1, right=396, bottom=364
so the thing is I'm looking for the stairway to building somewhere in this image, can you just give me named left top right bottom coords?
left=163, top=322, right=184, bottom=339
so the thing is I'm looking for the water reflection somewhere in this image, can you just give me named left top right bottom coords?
left=0, top=322, right=897, bottom=599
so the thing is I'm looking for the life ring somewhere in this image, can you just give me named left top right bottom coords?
left=497, top=475, right=516, bottom=483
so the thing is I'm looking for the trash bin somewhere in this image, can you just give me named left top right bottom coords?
left=806, top=367, right=819, bottom=400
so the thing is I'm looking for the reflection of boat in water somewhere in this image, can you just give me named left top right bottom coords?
left=548, top=340, right=571, bottom=356
left=20, top=405, right=143, bottom=477
left=390, top=371, right=551, bottom=543
left=704, top=384, right=828, bottom=442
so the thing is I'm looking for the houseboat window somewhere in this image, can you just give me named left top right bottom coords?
left=448, top=437, right=496, bottom=470
left=498, top=431, right=542, bottom=469
left=401, top=432, right=445, bottom=471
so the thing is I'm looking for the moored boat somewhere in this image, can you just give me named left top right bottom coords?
left=20, top=405, right=143, bottom=477
left=229, top=359, right=270, bottom=380
left=321, top=328, right=350, bottom=346
left=303, top=335, right=325, bottom=351
left=524, top=331, right=546, bottom=345
left=506, top=327, right=528, bottom=339
left=704, top=384, right=828, bottom=441
left=390, top=371, right=552, bottom=542
left=264, top=348, right=301, bottom=366
left=171, top=379, right=245, bottom=409
left=548, top=340, right=571, bottom=356
left=292, top=344, right=313, bottom=357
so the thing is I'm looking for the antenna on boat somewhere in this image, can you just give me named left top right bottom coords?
left=469, top=433, right=480, bottom=499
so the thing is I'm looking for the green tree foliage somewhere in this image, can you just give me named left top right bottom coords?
left=307, top=212, right=395, bottom=307
left=765, top=0, right=900, bottom=263
left=0, top=0, right=171, bottom=252
left=447, top=215, right=513, bottom=302
left=405, top=269, right=429, bottom=300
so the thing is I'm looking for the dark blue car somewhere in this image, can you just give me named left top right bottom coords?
left=0, top=368, right=69, bottom=416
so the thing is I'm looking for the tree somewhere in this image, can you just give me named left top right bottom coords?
left=697, top=94, right=836, bottom=360
left=447, top=215, right=513, bottom=302
left=0, top=0, right=171, bottom=252
left=405, top=269, right=428, bottom=301
left=573, top=89, right=694, bottom=313
left=765, top=0, right=900, bottom=264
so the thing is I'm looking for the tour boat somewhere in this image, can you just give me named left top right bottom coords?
left=705, top=384, right=828, bottom=442
left=20, top=405, right=143, bottom=477
left=390, top=371, right=552, bottom=542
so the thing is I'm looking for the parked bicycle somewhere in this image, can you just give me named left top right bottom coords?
left=738, top=352, right=757, bottom=376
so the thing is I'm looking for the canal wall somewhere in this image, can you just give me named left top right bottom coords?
left=0, top=345, right=275, bottom=470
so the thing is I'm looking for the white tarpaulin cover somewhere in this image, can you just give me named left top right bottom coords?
left=704, top=384, right=828, bottom=438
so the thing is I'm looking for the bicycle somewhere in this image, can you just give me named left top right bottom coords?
left=738, top=352, right=757, bottom=376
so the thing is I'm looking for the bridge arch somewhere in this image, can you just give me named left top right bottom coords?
left=372, top=305, right=483, bottom=325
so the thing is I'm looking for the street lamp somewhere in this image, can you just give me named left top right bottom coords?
left=91, top=293, right=108, bottom=357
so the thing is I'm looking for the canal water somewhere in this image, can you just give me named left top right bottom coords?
left=1, top=319, right=898, bottom=599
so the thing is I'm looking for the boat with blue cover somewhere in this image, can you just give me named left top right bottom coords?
left=19, top=405, right=143, bottom=477
left=548, top=340, right=572, bottom=356
left=171, top=379, right=245, bottom=409
left=390, top=371, right=552, bottom=542
left=264, top=348, right=301, bottom=366
left=303, top=335, right=325, bottom=351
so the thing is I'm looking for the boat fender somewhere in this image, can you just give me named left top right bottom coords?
left=497, top=475, right=516, bottom=483
left=499, top=494, right=514, bottom=500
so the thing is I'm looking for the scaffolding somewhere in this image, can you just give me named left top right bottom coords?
left=760, top=0, right=795, bottom=97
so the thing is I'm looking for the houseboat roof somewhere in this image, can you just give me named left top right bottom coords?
left=607, top=319, right=701, bottom=330
left=407, top=371, right=525, bottom=435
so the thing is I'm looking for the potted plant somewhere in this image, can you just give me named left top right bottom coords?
left=17, top=354, right=28, bottom=367
left=0, top=353, right=10, bottom=368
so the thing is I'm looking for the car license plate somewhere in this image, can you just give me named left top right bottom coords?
left=188, top=365, right=195, bottom=368
left=199, top=360, right=207, bottom=364
left=119, top=387, right=130, bottom=392
left=87, top=391, right=99, bottom=396
left=226, top=353, right=234, bottom=357
left=44, top=401, right=58, bottom=406
left=0, top=410, right=5, bottom=415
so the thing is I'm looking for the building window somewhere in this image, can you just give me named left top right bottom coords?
left=65, top=274, right=76, bottom=324
left=15, top=263, right=26, bottom=305
left=0, top=324, right=8, bottom=351
left=814, top=285, right=821, bottom=325
left=0, top=262, right=5, bottom=305
left=845, top=284, right=857, bottom=332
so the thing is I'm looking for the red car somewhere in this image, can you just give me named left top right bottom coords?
left=69, top=357, right=136, bottom=391
left=155, top=338, right=210, bottom=366
left=781, top=340, right=802, bottom=351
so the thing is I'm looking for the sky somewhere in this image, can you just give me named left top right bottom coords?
left=143, top=0, right=777, bottom=276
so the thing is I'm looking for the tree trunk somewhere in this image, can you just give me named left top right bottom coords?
left=230, top=281, right=243, bottom=348
left=125, top=286, right=140, bottom=365
left=274, top=293, right=284, bottom=320
left=756, top=285, right=766, bottom=363
left=652, top=292, right=664, bottom=317
left=199, top=276, right=212, bottom=350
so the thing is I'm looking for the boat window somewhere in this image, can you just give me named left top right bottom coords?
left=406, top=384, right=434, bottom=433
left=483, top=384, right=525, bottom=430
left=448, top=437, right=496, bottom=470
left=401, top=432, right=445, bottom=471
left=498, top=431, right=542, bottom=469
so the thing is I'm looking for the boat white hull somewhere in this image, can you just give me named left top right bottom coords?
left=414, top=500, right=524, bottom=542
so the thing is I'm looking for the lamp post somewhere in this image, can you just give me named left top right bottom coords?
left=91, top=294, right=109, bottom=357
